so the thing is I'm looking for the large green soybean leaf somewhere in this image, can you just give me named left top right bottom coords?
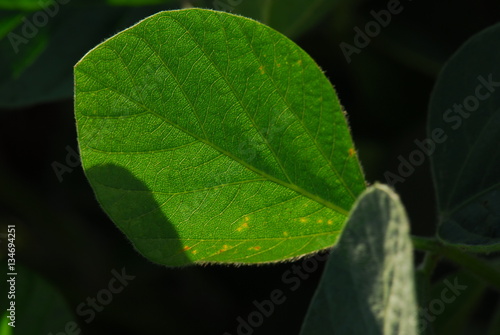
left=429, top=23, right=500, bottom=252
left=75, top=8, right=365, bottom=266
left=300, top=184, right=418, bottom=335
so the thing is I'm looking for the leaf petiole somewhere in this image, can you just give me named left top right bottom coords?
left=411, top=235, right=500, bottom=291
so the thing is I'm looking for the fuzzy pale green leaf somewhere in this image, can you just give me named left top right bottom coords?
left=300, top=184, right=418, bottom=335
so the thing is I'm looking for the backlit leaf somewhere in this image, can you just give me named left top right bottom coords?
left=75, top=9, right=365, bottom=266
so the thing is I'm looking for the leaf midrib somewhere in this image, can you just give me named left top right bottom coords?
left=79, top=79, right=349, bottom=217
left=77, top=37, right=351, bottom=217
left=139, top=11, right=358, bottom=202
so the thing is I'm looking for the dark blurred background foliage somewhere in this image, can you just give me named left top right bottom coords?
left=0, top=0, right=498, bottom=334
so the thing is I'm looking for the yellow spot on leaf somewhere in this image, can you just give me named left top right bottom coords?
left=327, top=219, right=333, bottom=225
left=299, top=217, right=308, bottom=223
left=348, top=148, right=356, bottom=157
left=182, top=246, right=191, bottom=251
left=259, top=65, right=265, bottom=74
left=317, top=219, right=323, bottom=223
left=297, top=59, right=302, bottom=65
left=244, top=216, right=250, bottom=221
left=248, top=246, right=261, bottom=251
left=219, top=245, right=230, bottom=253
left=236, top=222, right=249, bottom=232
left=191, top=250, right=198, bottom=255
left=283, top=231, right=289, bottom=237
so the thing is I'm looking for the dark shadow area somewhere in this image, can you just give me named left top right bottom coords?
left=85, top=163, right=191, bottom=267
